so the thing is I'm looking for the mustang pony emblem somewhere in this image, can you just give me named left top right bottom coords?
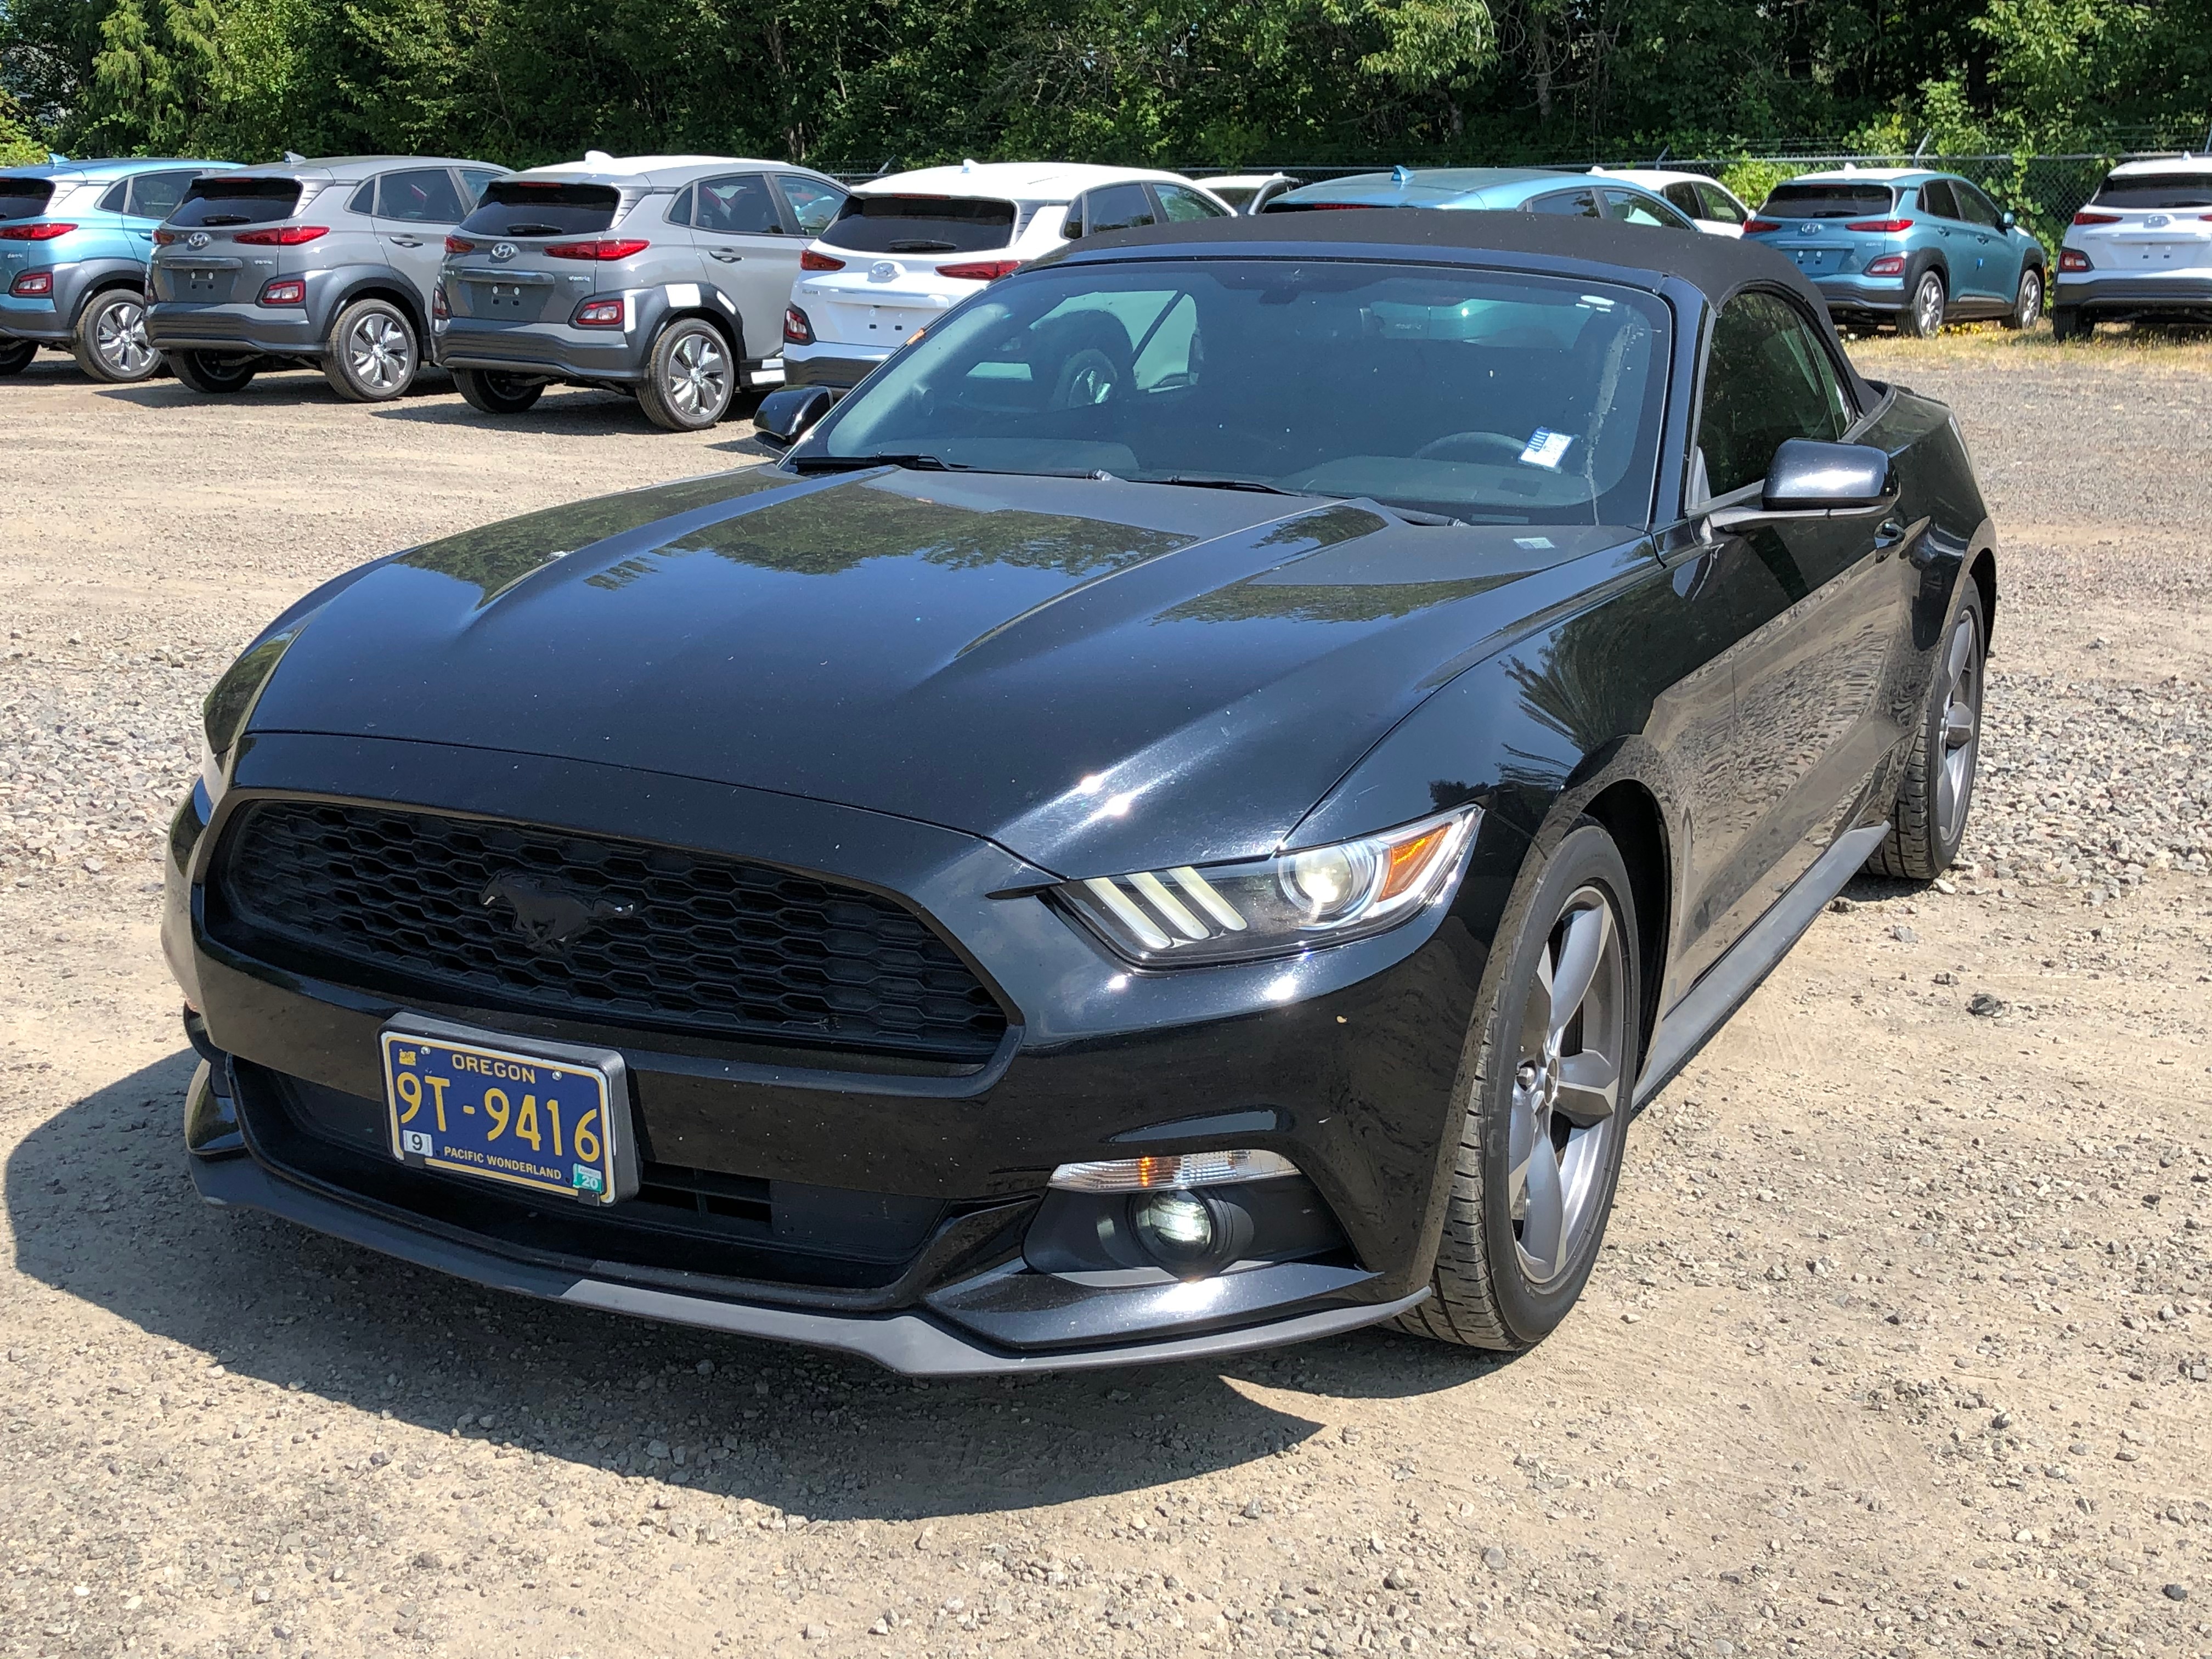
left=479, top=873, right=634, bottom=955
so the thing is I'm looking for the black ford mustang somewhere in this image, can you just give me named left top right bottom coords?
left=166, top=213, right=1994, bottom=1374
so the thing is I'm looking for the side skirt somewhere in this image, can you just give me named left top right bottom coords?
left=1633, top=823, right=1890, bottom=1109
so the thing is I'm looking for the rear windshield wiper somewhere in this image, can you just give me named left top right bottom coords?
left=1131, top=473, right=1302, bottom=495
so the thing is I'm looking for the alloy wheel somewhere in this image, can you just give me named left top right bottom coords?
left=665, top=331, right=729, bottom=419
left=1934, top=610, right=1982, bottom=844
left=1914, top=274, right=1945, bottom=336
left=347, top=313, right=413, bottom=393
left=2017, top=269, right=2044, bottom=329
left=95, top=297, right=156, bottom=378
left=1509, top=885, right=1627, bottom=1286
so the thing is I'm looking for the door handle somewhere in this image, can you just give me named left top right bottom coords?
left=1873, top=519, right=1907, bottom=559
left=709, top=247, right=742, bottom=262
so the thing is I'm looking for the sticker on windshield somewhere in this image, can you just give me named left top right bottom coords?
left=1519, top=429, right=1573, bottom=470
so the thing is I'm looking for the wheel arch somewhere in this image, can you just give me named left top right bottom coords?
left=67, top=265, right=153, bottom=325
left=325, top=278, right=429, bottom=342
left=1579, top=780, right=1671, bottom=1070
left=658, top=303, right=745, bottom=365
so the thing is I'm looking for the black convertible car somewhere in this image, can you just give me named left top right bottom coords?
left=167, top=213, right=1994, bottom=1374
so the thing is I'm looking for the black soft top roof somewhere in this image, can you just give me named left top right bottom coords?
left=1044, top=207, right=1878, bottom=407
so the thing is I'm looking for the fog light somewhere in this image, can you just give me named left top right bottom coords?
left=1133, top=1191, right=1216, bottom=1267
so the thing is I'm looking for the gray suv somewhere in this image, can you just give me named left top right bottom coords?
left=147, top=155, right=504, bottom=400
left=433, top=155, right=846, bottom=431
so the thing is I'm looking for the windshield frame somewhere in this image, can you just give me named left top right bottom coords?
left=793, top=251, right=1679, bottom=530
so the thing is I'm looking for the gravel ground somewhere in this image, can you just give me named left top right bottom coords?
left=0, top=335, right=2207, bottom=1659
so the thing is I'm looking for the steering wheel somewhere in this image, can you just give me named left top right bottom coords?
left=1049, top=348, right=1121, bottom=410
left=1413, top=431, right=1532, bottom=465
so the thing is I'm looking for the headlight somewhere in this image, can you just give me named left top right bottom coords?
left=196, top=625, right=302, bottom=808
left=1057, top=804, right=1480, bottom=967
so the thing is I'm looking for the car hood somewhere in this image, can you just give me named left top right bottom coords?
left=243, top=465, right=1640, bottom=876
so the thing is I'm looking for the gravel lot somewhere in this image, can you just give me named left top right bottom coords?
left=2, top=335, right=2208, bottom=1659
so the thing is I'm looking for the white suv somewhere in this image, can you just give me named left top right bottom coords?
left=2054, top=157, right=2212, bottom=340
left=782, top=162, right=1232, bottom=390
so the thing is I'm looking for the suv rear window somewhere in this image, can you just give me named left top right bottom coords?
left=459, top=180, right=623, bottom=238
left=2092, top=171, right=2212, bottom=210
left=820, top=195, right=1017, bottom=255
left=169, top=176, right=304, bottom=227
left=0, top=178, right=55, bottom=222
left=1761, top=183, right=1896, bottom=219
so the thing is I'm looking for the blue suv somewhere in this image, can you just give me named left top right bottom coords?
left=1, top=157, right=237, bottom=381
left=1744, top=168, right=2047, bottom=337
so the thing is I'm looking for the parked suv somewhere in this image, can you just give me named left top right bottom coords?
left=1744, top=167, right=2047, bottom=336
left=146, top=155, right=504, bottom=399
left=783, top=163, right=1231, bottom=391
left=433, top=155, right=848, bottom=431
left=1, top=157, right=235, bottom=382
left=2053, top=158, right=2212, bottom=340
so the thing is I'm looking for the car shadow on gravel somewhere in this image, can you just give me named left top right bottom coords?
left=10, top=1054, right=1503, bottom=1519
left=95, top=369, right=453, bottom=410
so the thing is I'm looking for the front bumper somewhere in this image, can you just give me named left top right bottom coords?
left=784, top=341, right=889, bottom=390
left=2054, top=270, right=2212, bottom=321
left=167, top=733, right=1511, bottom=1373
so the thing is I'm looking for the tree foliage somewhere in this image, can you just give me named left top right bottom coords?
left=1, top=0, right=2203, bottom=166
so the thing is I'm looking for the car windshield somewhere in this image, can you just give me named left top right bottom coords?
left=167, top=176, right=303, bottom=227
left=1762, top=183, right=1895, bottom=219
left=807, top=259, right=1671, bottom=526
left=459, top=179, right=622, bottom=238
left=2091, top=171, right=2212, bottom=210
left=0, top=178, right=54, bottom=221
left=820, top=195, right=1019, bottom=255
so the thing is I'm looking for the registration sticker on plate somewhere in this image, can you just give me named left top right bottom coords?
left=380, top=1022, right=632, bottom=1205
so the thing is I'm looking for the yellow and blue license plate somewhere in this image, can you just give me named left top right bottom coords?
left=381, top=1026, right=624, bottom=1204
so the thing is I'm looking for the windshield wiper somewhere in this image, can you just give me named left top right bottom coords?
left=790, top=453, right=959, bottom=473
left=1132, top=473, right=1303, bottom=495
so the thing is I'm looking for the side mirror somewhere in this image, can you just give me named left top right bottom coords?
left=1761, top=438, right=1893, bottom=512
left=752, top=385, right=836, bottom=450
left=2001, top=209, right=2017, bottom=229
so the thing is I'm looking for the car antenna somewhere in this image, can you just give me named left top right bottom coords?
left=1391, top=164, right=1414, bottom=184
left=283, top=150, right=304, bottom=163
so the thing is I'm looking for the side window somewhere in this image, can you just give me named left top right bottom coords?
left=348, top=180, right=378, bottom=216
left=1081, top=183, right=1155, bottom=235
left=1916, top=179, right=1960, bottom=221
left=776, top=175, right=846, bottom=236
left=1529, top=189, right=1601, bottom=217
left=694, top=174, right=781, bottom=235
left=458, top=168, right=503, bottom=207
left=1696, top=183, right=1747, bottom=225
left=1696, top=292, right=1854, bottom=501
left=128, top=171, right=197, bottom=219
left=1153, top=183, right=1226, bottom=222
left=1606, top=189, right=1694, bottom=230
left=98, top=179, right=132, bottom=213
left=1662, top=182, right=1704, bottom=218
left=375, top=167, right=466, bottom=224
left=665, top=185, right=696, bottom=226
left=1954, top=182, right=2004, bottom=228
left=1131, top=292, right=1200, bottom=390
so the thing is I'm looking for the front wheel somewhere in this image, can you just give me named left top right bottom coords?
left=168, top=349, right=259, bottom=394
left=2050, top=306, right=2089, bottom=343
left=1865, top=584, right=1986, bottom=881
left=322, top=298, right=419, bottom=402
left=1398, top=821, right=1641, bottom=1351
left=453, top=366, right=546, bottom=415
left=1897, top=268, right=1948, bottom=338
left=0, top=336, right=35, bottom=376
left=637, top=318, right=735, bottom=431
left=2003, top=266, right=2044, bottom=331
left=72, top=288, right=160, bottom=382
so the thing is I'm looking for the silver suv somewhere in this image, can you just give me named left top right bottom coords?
left=146, top=155, right=504, bottom=400
left=433, top=154, right=846, bottom=431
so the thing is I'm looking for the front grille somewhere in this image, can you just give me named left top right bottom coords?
left=209, top=800, right=1008, bottom=1062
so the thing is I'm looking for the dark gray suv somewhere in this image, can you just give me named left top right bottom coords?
left=147, top=155, right=504, bottom=400
left=433, top=155, right=845, bottom=431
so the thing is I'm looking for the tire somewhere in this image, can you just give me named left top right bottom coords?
left=71, top=287, right=160, bottom=382
left=1864, top=583, right=1987, bottom=881
left=2003, top=266, right=2044, bottom=331
left=2050, top=306, right=2089, bottom=343
left=453, top=366, right=546, bottom=415
left=1398, top=821, right=1642, bottom=1351
left=168, top=350, right=259, bottom=394
left=321, top=297, right=419, bottom=402
left=1897, top=266, right=1948, bottom=338
left=636, top=317, right=736, bottom=432
left=0, top=336, right=35, bottom=376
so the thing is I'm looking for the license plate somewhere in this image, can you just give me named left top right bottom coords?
left=381, top=1020, right=633, bottom=1204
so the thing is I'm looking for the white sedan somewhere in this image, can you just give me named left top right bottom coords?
left=1589, top=168, right=1754, bottom=236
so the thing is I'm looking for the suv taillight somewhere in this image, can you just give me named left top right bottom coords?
left=572, top=296, right=625, bottom=328
left=1844, top=218, right=1914, bottom=233
left=783, top=304, right=814, bottom=345
left=2058, top=249, right=2092, bottom=272
left=257, top=276, right=306, bottom=306
left=546, top=239, right=649, bottom=261
left=9, top=270, right=53, bottom=296
left=432, top=284, right=449, bottom=320
left=935, top=259, right=1021, bottom=281
left=1743, top=218, right=1782, bottom=233
left=445, top=235, right=475, bottom=255
left=1864, top=254, right=1906, bottom=276
left=2072, top=211, right=2121, bottom=225
left=0, top=222, right=76, bottom=241
left=233, top=225, right=329, bottom=245
left=799, top=249, right=844, bottom=272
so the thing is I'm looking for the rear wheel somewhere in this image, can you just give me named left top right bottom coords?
left=168, top=350, right=259, bottom=394
left=1398, top=821, right=1640, bottom=1351
left=72, top=289, right=160, bottom=382
left=2003, top=266, right=2044, bottom=331
left=0, top=336, right=35, bottom=376
left=453, top=366, right=546, bottom=415
left=2050, top=306, right=2089, bottom=343
left=322, top=298, right=419, bottom=402
left=637, top=318, right=735, bottom=431
left=1898, top=268, right=1947, bottom=338
left=1865, top=584, right=1986, bottom=881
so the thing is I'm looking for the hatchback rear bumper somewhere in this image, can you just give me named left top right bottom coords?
left=2055, top=272, right=2212, bottom=320
left=0, top=292, right=65, bottom=343
left=783, top=342, right=889, bottom=389
left=146, top=300, right=321, bottom=357
left=1804, top=272, right=1910, bottom=314
left=436, top=317, right=646, bottom=381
